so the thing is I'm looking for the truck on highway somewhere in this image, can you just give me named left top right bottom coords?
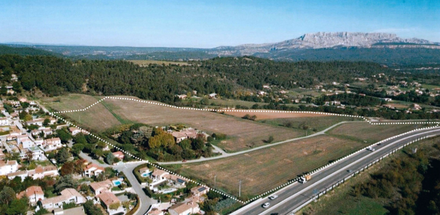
left=298, top=175, right=311, bottom=183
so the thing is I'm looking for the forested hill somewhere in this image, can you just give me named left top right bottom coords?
left=0, top=45, right=58, bottom=56
left=0, top=55, right=393, bottom=104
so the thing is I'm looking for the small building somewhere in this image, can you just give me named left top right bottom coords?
left=191, top=185, right=209, bottom=197
left=68, top=127, right=82, bottom=136
left=42, top=138, right=62, bottom=152
left=0, top=160, right=19, bottom=176
left=168, top=201, right=200, bottom=215
left=97, top=191, right=124, bottom=215
left=84, top=163, right=105, bottom=177
left=208, top=93, right=217, bottom=99
left=90, top=179, right=112, bottom=195
left=17, top=186, right=45, bottom=205
left=41, top=188, right=86, bottom=210
left=112, top=151, right=124, bottom=161
left=0, top=117, right=10, bottom=126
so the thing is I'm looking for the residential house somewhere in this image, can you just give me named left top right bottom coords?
left=84, top=163, right=105, bottom=177
left=41, top=188, right=86, bottom=210
left=28, top=165, right=59, bottom=180
left=171, top=128, right=198, bottom=143
left=148, top=208, right=164, bottom=215
left=89, top=179, right=112, bottom=195
left=7, top=170, right=28, bottom=181
left=8, top=126, right=22, bottom=140
left=411, top=103, right=422, bottom=111
left=18, top=135, right=34, bottom=149
left=0, top=160, right=19, bottom=176
left=17, top=185, right=45, bottom=205
left=139, top=167, right=152, bottom=177
left=168, top=201, right=200, bottom=215
left=167, top=174, right=186, bottom=187
left=112, top=151, right=124, bottom=161
left=51, top=206, right=86, bottom=215
left=0, top=117, right=10, bottom=126
left=97, top=191, right=124, bottom=215
left=208, top=93, right=217, bottom=99
left=191, top=186, right=209, bottom=197
left=26, top=118, right=44, bottom=127
left=26, top=146, right=47, bottom=161
left=151, top=169, right=169, bottom=181
left=177, top=94, right=187, bottom=99
left=42, top=138, right=62, bottom=152
left=69, top=127, right=82, bottom=136
left=39, top=127, right=53, bottom=137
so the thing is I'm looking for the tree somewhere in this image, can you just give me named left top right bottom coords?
left=106, top=153, right=115, bottom=165
left=55, top=175, right=77, bottom=193
left=12, top=82, right=22, bottom=93
left=267, top=135, right=274, bottom=143
left=109, top=202, right=121, bottom=210
left=56, top=148, right=71, bottom=164
left=0, top=186, right=16, bottom=205
left=6, top=197, right=28, bottom=215
left=191, top=138, right=205, bottom=150
left=71, top=143, right=85, bottom=155
left=43, top=118, right=50, bottom=126
left=83, top=200, right=103, bottom=215
left=60, top=161, right=75, bottom=176
left=57, top=129, right=72, bottom=143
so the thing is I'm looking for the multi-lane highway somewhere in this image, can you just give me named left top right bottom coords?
left=233, top=127, right=440, bottom=215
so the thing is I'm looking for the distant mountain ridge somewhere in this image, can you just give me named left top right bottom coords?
left=210, top=32, right=440, bottom=55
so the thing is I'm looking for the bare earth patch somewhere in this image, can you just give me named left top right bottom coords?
left=225, top=111, right=326, bottom=120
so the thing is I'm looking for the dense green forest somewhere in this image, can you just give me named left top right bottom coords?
left=0, top=45, right=57, bottom=57
left=0, top=54, right=393, bottom=103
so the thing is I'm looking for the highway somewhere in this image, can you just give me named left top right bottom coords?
left=233, top=127, right=440, bottom=215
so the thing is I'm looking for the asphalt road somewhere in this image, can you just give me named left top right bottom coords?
left=234, top=127, right=440, bottom=215
left=113, top=162, right=157, bottom=215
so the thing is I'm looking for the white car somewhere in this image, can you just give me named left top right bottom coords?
left=262, top=202, right=270, bottom=208
left=268, top=195, right=278, bottom=200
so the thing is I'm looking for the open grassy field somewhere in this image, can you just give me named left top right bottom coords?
left=165, top=135, right=368, bottom=199
left=43, top=94, right=344, bottom=151
left=39, top=94, right=122, bottom=131
left=100, top=97, right=309, bottom=152
left=127, top=60, right=189, bottom=66
left=328, top=122, right=421, bottom=144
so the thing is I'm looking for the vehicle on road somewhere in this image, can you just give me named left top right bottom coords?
left=366, top=146, right=376, bottom=151
left=299, top=175, right=311, bottom=183
left=347, top=169, right=353, bottom=173
left=268, top=195, right=278, bottom=200
left=262, top=202, right=270, bottom=208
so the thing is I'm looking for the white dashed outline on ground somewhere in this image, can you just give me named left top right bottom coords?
left=47, top=96, right=440, bottom=204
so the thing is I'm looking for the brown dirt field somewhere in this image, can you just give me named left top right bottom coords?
left=101, top=97, right=304, bottom=152
left=40, top=94, right=122, bottom=131
left=225, top=111, right=327, bottom=120
left=328, top=122, right=419, bottom=143
left=166, top=135, right=367, bottom=199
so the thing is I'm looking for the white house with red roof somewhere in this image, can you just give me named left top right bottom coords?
left=41, top=188, right=86, bottom=210
left=0, top=160, right=18, bottom=176
left=84, top=163, right=105, bottom=177
left=97, top=191, right=124, bottom=215
left=42, top=137, right=62, bottom=152
left=17, top=185, right=45, bottom=205
left=112, top=151, right=124, bottom=160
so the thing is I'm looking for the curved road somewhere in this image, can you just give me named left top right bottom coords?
left=158, top=121, right=354, bottom=165
left=232, top=127, right=440, bottom=215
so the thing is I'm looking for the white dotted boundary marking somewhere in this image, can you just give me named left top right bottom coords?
left=48, top=96, right=440, bottom=205
left=48, top=111, right=245, bottom=204
left=244, top=124, right=440, bottom=204
left=52, top=96, right=440, bottom=126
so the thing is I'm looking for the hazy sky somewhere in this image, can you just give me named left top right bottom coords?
left=1, top=0, right=439, bottom=47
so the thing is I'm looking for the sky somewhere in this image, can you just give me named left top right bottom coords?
left=1, top=0, right=439, bottom=48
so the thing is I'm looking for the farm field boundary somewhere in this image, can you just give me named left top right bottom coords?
left=46, top=96, right=440, bottom=204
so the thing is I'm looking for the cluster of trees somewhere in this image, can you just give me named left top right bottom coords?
left=351, top=144, right=440, bottom=214
left=0, top=55, right=396, bottom=104
left=315, top=93, right=384, bottom=107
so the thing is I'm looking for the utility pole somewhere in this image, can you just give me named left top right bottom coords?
left=239, top=180, right=242, bottom=198
left=214, top=175, right=217, bottom=188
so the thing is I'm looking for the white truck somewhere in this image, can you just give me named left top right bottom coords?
left=298, top=175, right=311, bottom=183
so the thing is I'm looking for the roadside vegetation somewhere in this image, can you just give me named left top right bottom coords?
left=300, top=137, right=440, bottom=215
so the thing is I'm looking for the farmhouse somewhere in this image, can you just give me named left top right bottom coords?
left=171, top=128, right=198, bottom=143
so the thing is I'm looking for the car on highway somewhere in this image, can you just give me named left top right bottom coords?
left=268, top=195, right=278, bottom=200
left=262, top=202, right=270, bottom=208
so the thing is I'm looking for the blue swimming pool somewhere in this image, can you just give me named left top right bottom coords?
left=113, top=180, right=121, bottom=186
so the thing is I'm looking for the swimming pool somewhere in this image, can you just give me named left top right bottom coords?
left=113, top=180, right=121, bottom=186
left=141, top=173, right=149, bottom=177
